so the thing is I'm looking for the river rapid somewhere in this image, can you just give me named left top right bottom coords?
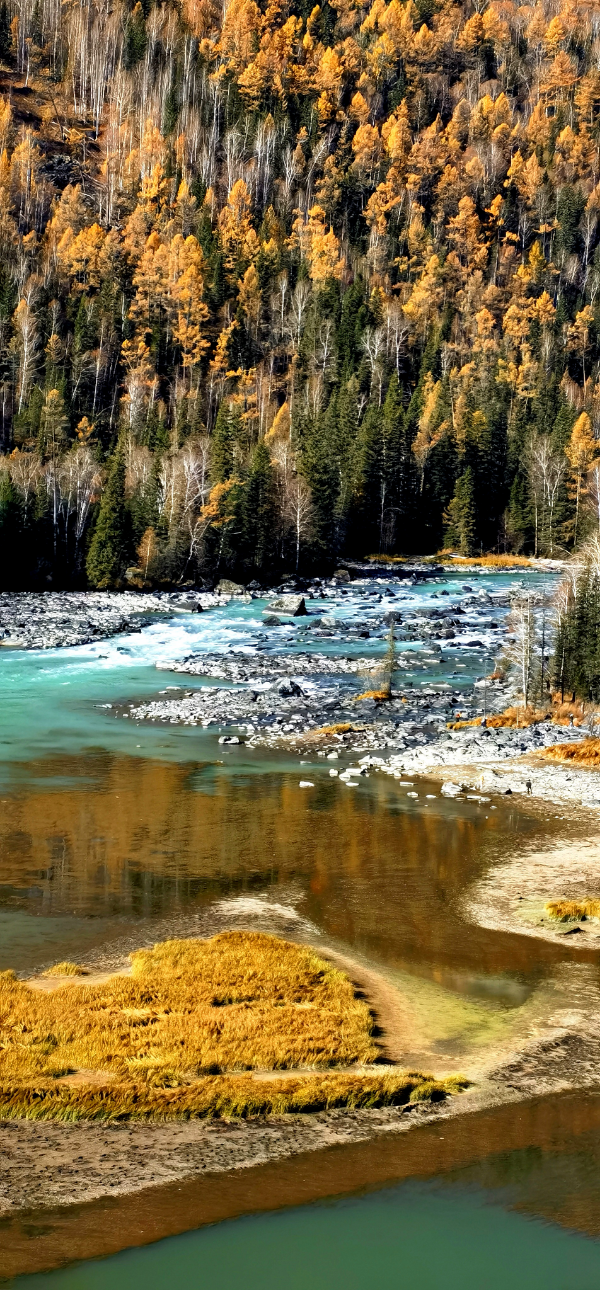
left=4, top=569, right=600, bottom=1287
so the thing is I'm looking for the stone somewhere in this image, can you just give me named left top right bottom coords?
left=333, top=568, right=351, bottom=582
left=262, top=614, right=282, bottom=626
left=216, top=579, right=246, bottom=595
left=441, top=782, right=463, bottom=797
left=266, top=595, right=307, bottom=617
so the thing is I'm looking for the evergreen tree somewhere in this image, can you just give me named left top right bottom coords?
left=0, top=2, right=11, bottom=60
left=0, top=473, right=23, bottom=588
left=553, top=566, right=600, bottom=701
left=444, top=468, right=476, bottom=555
left=86, top=452, right=127, bottom=589
left=211, top=401, right=237, bottom=483
left=242, top=439, right=277, bottom=575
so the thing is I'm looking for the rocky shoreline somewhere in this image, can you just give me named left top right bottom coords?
left=0, top=590, right=226, bottom=650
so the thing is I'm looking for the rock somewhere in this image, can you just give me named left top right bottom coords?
left=441, top=782, right=463, bottom=797
left=216, top=579, right=246, bottom=595
left=266, top=595, right=307, bottom=617
left=333, top=568, right=351, bottom=582
left=299, top=781, right=314, bottom=788
left=124, top=567, right=147, bottom=588
left=262, top=614, right=282, bottom=626
left=277, top=679, right=303, bottom=696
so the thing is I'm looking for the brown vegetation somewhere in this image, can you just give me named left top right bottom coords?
left=0, top=931, right=466, bottom=1120
left=448, top=702, right=589, bottom=731
left=42, top=962, right=88, bottom=977
left=438, top=555, right=534, bottom=568
left=541, top=738, right=600, bottom=767
left=545, top=898, right=600, bottom=921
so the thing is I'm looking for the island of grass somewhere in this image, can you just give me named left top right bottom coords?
left=0, top=932, right=465, bottom=1122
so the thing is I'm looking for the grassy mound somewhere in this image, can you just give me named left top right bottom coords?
left=545, top=899, right=600, bottom=922
left=0, top=932, right=467, bottom=1120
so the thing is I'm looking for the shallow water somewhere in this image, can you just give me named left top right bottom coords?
left=8, top=1092, right=600, bottom=1286
left=2, top=569, right=598, bottom=1285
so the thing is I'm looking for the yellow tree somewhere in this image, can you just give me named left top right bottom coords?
left=567, top=305, right=595, bottom=395
left=565, top=411, right=599, bottom=545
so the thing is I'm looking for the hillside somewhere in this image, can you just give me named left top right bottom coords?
left=0, top=0, right=599, bottom=586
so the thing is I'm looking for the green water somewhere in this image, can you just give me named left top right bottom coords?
left=10, top=1176, right=600, bottom=1290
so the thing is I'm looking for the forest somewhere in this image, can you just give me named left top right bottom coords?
left=0, top=0, right=600, bottom=586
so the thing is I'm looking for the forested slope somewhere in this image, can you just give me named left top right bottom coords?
left=0, top=0, right=599, bottom=586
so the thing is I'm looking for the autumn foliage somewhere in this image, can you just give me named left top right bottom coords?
left=2, top=0, right=600, bottom=583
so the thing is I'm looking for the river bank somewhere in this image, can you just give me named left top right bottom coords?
left=2, top=946, right=599, bottom=1219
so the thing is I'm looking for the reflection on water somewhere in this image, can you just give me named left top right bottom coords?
left=1, top=750, right=599, bottom=1070
left=0, top=750, right=589, bottom=985
left=6, top=1092, right=600, bottom=1285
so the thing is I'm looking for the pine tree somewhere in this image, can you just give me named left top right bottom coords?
left=553, top=566, right=600, bottom=702
left=0, top=2, right=11, bottom=60
left=0, top=472, right=22, bottom=588
left=86, top=452, right=127, bottom=589
left=444, top=468, right=476, bottom=555
left=211, top=401, right=236, bottom=483
left=242, top=439, right=277, bottom=576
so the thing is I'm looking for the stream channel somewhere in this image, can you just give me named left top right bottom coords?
left=3, top=570, right=600, bottom=1287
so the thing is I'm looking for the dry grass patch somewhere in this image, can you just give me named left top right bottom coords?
left=0, top=1070, right=468, bottom=1123
left=545, top=898, right=600, bottom=921
left=448, top=703, right=587, bottom=732
left=541, top=738, right=600, bottom=767
left=0, top=932, right=468, bottom=1121
left=0, top=933, right=376, bottom=1089
left=354, top=689, right=391, bottom=702
left=42, top=962, right=88, bottom=977
left=438, top=553, right=533, bottom=568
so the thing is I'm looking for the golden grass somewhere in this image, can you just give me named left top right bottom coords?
left=354, top=689, right=391, bottom=702
left=0, top=932, right=468, bottom=1121
left=42, top=962, right=88, bottom=977
left=0, top=1070, right=468, bottom=1123
left=448, top=703, right=586, bottom=731
left=365, top=555, right=408, bottom=563
left=313, top=722, right=355, bottom=735
left=545, top=898, right=600, bottom=921
left=437, top=553, right=533, bottom=567
left=541, top=738, right=600, bottom=767
left=1, top=933, right=376, bottom=1087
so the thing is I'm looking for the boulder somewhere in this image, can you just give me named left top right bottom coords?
left=333, top=568, right=351, bottom=582
left=440, top=782, right=463, bottom=797
left=216, top=579, right=246, bottom=595
left=124, top=567, right=149, bottom=589
left=262, top=614, right=282, bottom=626
left=266, top=595, right=307, bottom=616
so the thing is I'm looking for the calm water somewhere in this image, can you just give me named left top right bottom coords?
left=2, top=571, right=599, bottom=1286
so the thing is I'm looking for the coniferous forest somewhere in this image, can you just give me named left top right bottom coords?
left=1, top=0, right=600, bottom=586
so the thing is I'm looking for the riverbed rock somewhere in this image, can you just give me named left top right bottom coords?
left=216, top=579, right=246, bottom=596
left=265, top=595, right=307, bottom=617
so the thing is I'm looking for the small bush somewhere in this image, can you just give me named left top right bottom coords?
left=42, top=962, right=89, bottom=977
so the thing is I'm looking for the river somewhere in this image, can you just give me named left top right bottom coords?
left=4, top=570, right=600, bottom=1286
